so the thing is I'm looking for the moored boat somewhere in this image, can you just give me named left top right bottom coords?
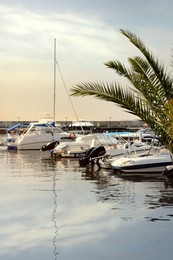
left=64, top=119, right=95, bottom=135
left=110, top=148, right=173, bottom=176
left=52, top=133, right=118, bottom=158
left=8, top=120, right=75, bottom=150
left=99, top=139, right=161, bottom=169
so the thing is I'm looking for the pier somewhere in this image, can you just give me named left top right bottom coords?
left=0, top=120, right=144, bottom=134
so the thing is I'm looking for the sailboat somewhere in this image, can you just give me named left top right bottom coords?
left=7, top=39, right=75, bottom=150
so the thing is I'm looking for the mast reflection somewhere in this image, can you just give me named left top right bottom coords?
left=41, top=158, right=59, bottom=259
left=52, top=167, right=59, bottom=259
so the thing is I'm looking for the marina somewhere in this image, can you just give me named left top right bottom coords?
left=0, top=120, right=144, bottom=134
left=1, top=133, right=173, bottom=259
left=1, top=1, right=173, bottom=259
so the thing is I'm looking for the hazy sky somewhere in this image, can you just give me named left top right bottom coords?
left=1, top=0, right=173, bottom=122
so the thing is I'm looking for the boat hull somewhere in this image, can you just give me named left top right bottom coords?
left=112, top=163, right=173, bottom=175
left=111, top=152, right=173, bottom=176
left=16, top=134, right=72, bottom=150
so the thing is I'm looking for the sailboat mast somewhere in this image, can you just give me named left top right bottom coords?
left=53, top=38, right=56, bottom=122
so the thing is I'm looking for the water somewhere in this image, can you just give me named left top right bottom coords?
left=0, top=148, right=173, bottom=260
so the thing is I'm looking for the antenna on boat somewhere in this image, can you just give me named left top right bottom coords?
left=53, top=38, right=56, bottom=122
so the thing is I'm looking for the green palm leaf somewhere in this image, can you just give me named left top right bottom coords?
left=71, top=29, right=173, bottom=152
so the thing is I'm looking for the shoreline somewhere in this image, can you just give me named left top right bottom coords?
left=0, top=120, right=144, bottom=134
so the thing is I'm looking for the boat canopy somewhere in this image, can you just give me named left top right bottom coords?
left=70, top=120, right=94, bottom=127
left=33, top=122, right=56, bottom=127
left=8, top=123, right=21, bottom=131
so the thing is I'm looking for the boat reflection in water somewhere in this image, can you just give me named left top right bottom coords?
left=1, top=150, right=173, bottom=259
left=80, top=159, right=173, bottom=208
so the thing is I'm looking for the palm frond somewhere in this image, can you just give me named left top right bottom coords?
left=121, top=29, right=173, bottom=99
left=70, top=29, right=173, bottom=152
left=71, top=82, right=155, bottom=120
left=104, top=60, right=132, bottom=79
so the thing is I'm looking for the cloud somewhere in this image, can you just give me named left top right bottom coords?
left=0, top=2, right=173, bottom=121
left=0, top=3, right=134, bottom=63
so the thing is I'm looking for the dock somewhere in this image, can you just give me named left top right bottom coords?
left=0, top=120, right=144, bottom=134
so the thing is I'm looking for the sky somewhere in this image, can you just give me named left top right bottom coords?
left=0, top=0, right=173, bottom=122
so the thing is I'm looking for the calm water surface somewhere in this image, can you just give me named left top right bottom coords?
left=0, top=148, right=173, bottom=260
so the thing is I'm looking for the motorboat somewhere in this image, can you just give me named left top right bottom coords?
left=106, top=128, right=157, bottom=141
left=64, top=119, right=95, bottom=135
left=99, top=139, right=161, bottom=169
left=5, top=122, right=29, bottom=149
left=77, top=139, right=160, bottom=169
left=111, top=139, right=159, bottom=156
left=163, top=165, right=173, bottom=177
left=110, top=148, right=173, bottom=176
left=8, top=121, right=75, bottom=150
left=52, top=141, right=89, bottom=158
left=52, top=133, right=160, bottom=160
left=8, top=39, right=72, bottom=151
left=52, top=133, right=118, bottom=158
left=79, top=146, right=107, bottom=167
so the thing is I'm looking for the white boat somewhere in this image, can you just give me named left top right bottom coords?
left=52, top=133, right=118, bottom=158
left=9, top=120, right=74, bottom=150
left=107, top=128, right=156, bottom=141
left=110, top=148, right=173, bottom=176
left=67, top=119, right=95, bottom=135
left=99, top=140, right=159, bottom=169
left=8, top=39, right=70, bottom=151
left=5, top=122, right=29, bottom=149
left=52, top=141, right=88, bottom=158
left=111, top=139, right=158, bottom=156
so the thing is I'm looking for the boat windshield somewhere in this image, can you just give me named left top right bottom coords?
left=22, top=123, right=64, bottom=135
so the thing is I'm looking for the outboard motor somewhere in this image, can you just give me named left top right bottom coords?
left=79, top=146, right=106, bottom=167
left=163, top=165, right=173, bottom=177
left=41, top=141, right=59, bottom=151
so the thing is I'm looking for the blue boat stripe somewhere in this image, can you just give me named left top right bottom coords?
left=119, top=162, right=173, bottom=170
